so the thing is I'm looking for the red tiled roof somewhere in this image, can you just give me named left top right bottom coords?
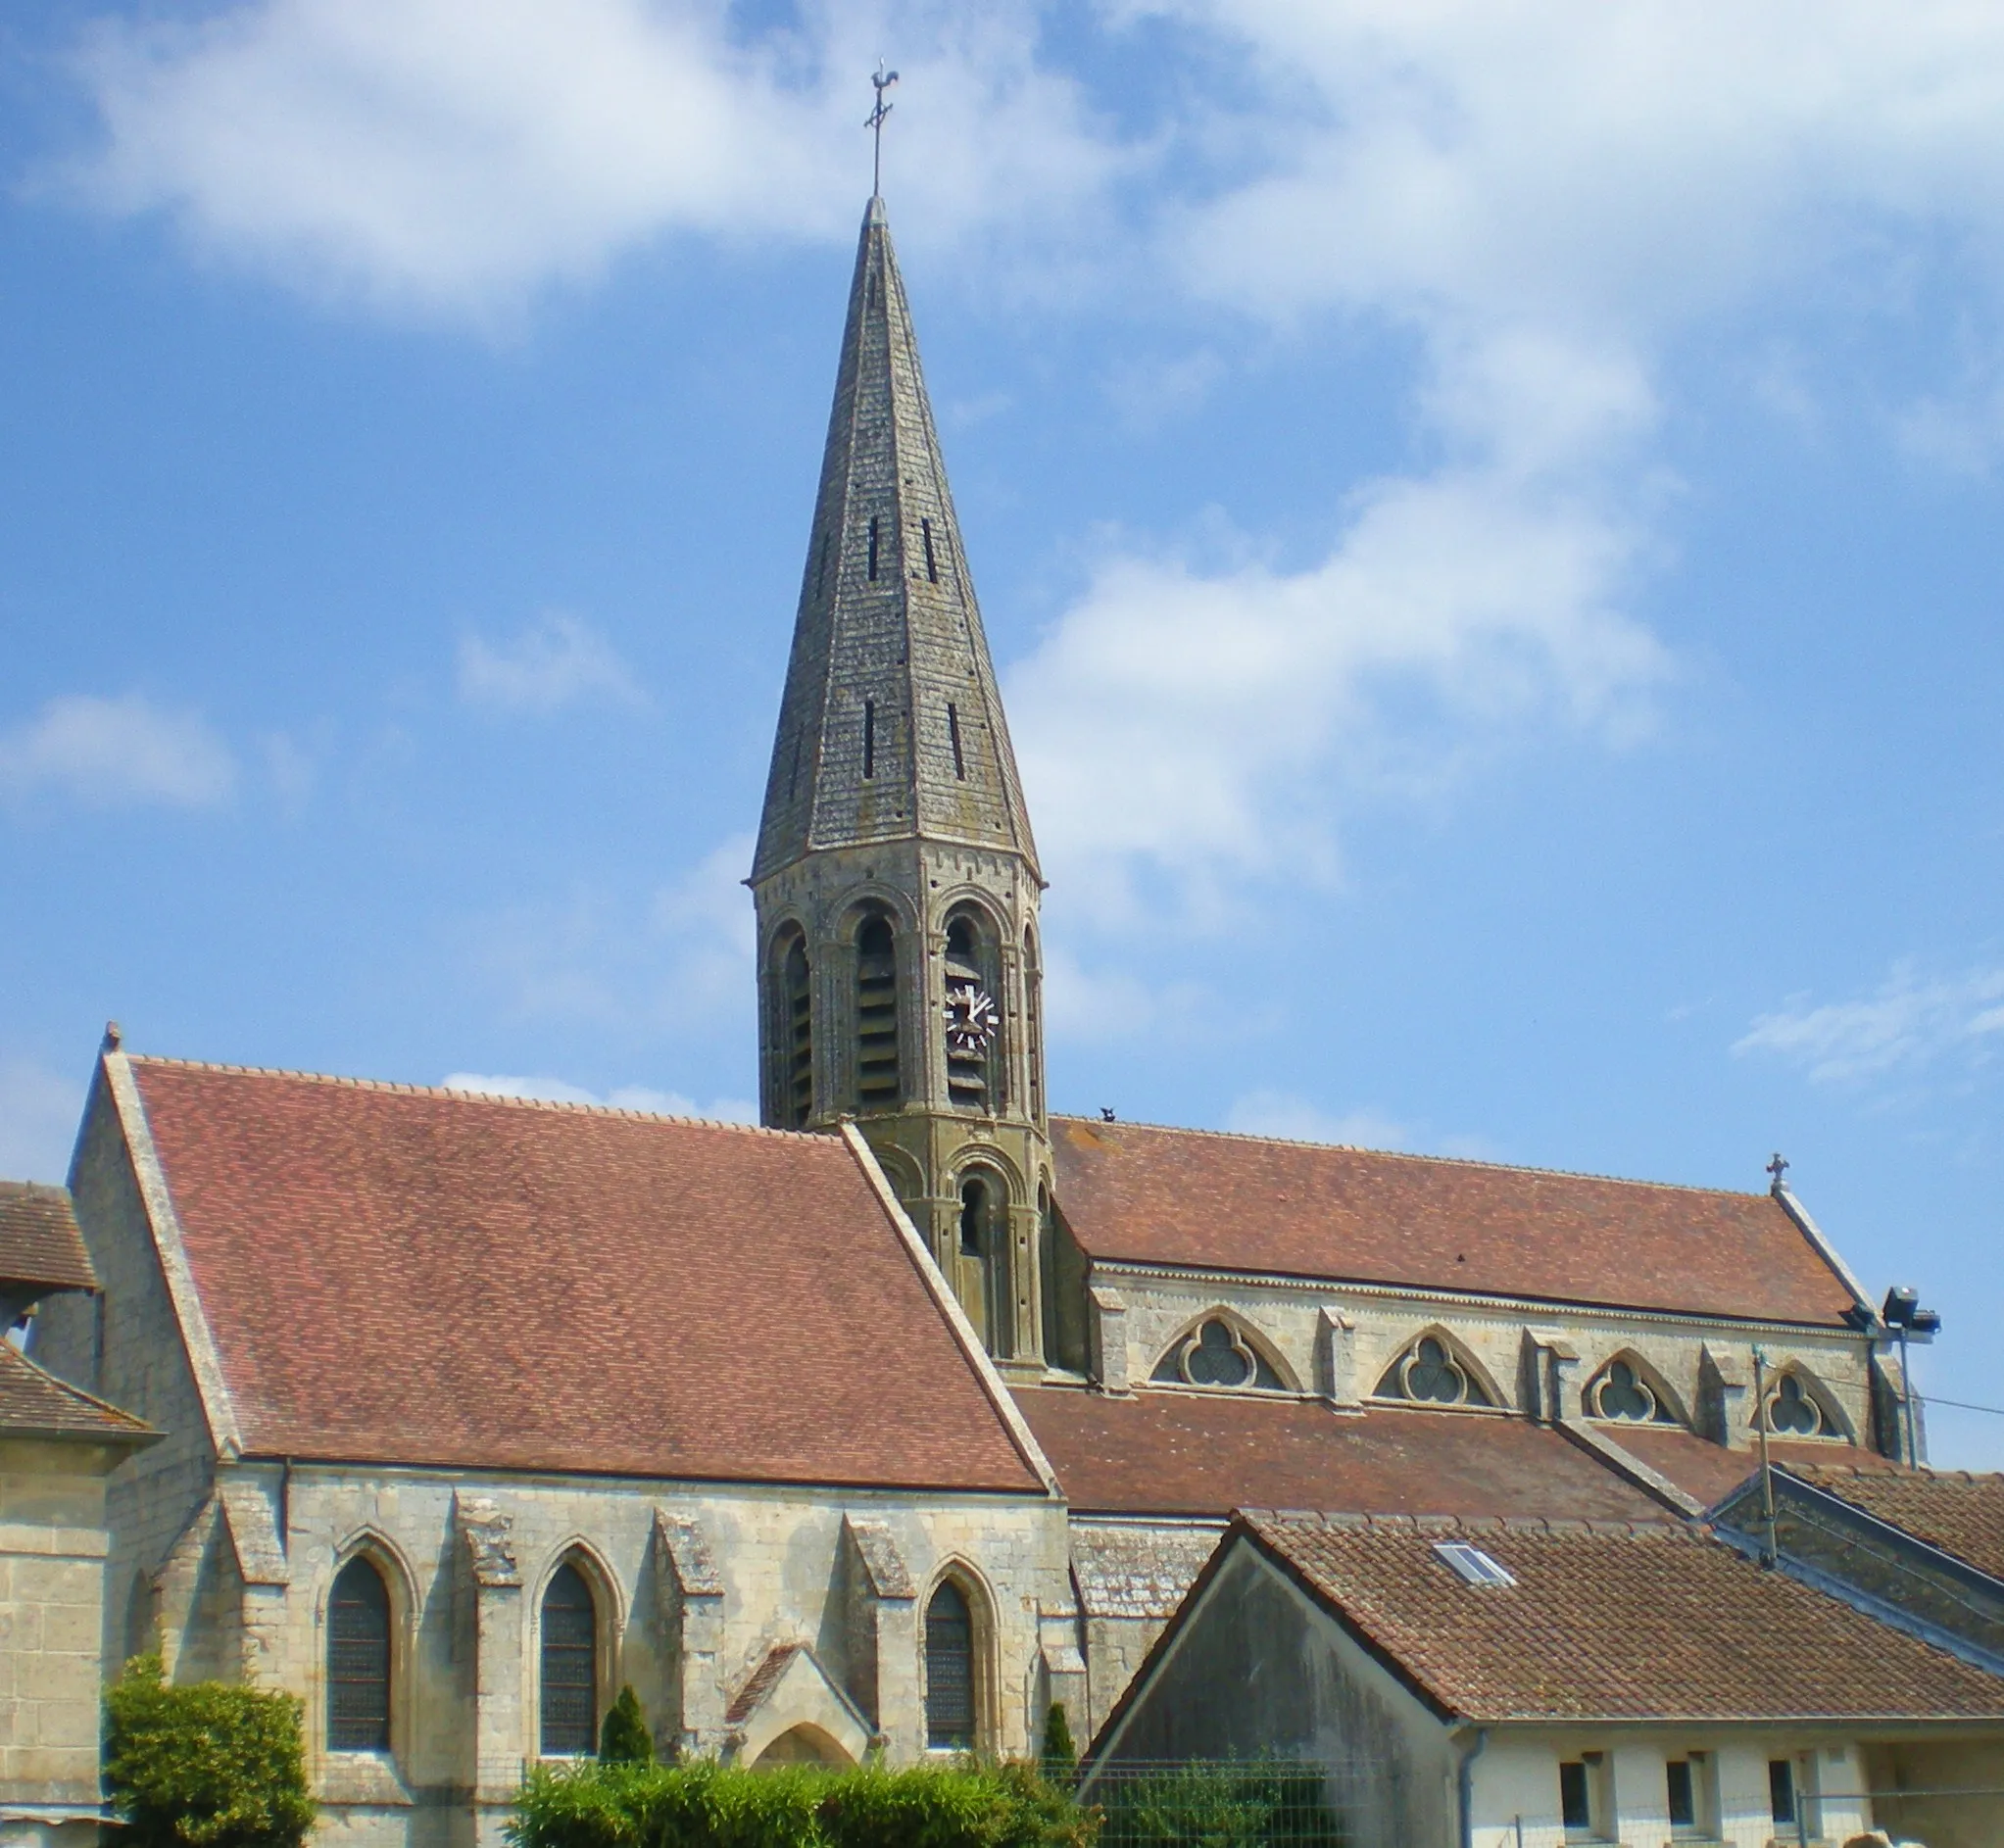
left=0, top=1181, right=96, bottom=1294
left=1235, top=1513, right=2004, bottom=1723
left=1013, top=1386, right=1664, bottom=1522
left=1051, top=1117, right=1861, bottom=1325
left=0, top=1341, right=155, bottom=1442
left=1782, top=1463, right=2004, bottom=1582
left=124, top=1058, right=1043, bottom=1492
left=1610, top=1425, right=1892, bottom=1510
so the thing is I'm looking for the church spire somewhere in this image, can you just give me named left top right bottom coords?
left=748, top=194, right=1056, bottom=1376
left=752, top=196, right=1039, bottom=887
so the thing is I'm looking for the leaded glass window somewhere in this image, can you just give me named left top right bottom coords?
left=540, top=1564, right=598, bottom=1756
left=1374, top=1336, right=1491, bottom=1406
left=1149, top=1317, right=1285, bottom=1390
left=328, top=1556, right=390, bottom=1751
left=925, top=1581, right=974, bottom=1750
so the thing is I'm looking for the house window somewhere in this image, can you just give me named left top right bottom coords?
left=328, top=1557, right=391, bottom=1751
left=925, top=1581, right=974, bottom=1750
left=1766, top=1374, right=1825, bottom=1435
left=1375, top=1336, right=1492, bottom=1406
left=1149, top=1317, right=1285, bottom=1391
left=540, top=1564, right=598, bottom=1756
left=1770, top=1756, right=1820, bottom=1835
left=1666, top=1754, right=1714, bottom=1837
left=1558, top=1753, right=1609, bottom=1841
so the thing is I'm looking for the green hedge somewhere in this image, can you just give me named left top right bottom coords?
left=510, top=1758, right=1097, bottom=1848
left=102, top=1655, right=317, bottom=1848
left=1093, top=1761, right=1344, bottom=1848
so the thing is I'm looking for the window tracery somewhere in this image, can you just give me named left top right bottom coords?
left=1374, top=1335, right=1493, bottom=1407
left=1585, top=1356, right=1680, bottom=1425
left=1763, top=1371, right=1828, bottom=1437
left=1149, top=1316, right=1285, bottom=1390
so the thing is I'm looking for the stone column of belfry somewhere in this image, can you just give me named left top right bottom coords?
left=747, top=194, right=1051, bottom=1374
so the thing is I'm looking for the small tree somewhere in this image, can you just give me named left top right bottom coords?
left=598, top=1684, right=653, bottom=1764
left=103, top=1654, right=316, bottom=1848
left=1039, top=1702, right=1077, bottom=1781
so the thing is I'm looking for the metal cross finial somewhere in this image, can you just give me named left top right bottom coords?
left=1767, top=1151, right=1789, bottom=1191
left=867, top=61, right=899, bottom=198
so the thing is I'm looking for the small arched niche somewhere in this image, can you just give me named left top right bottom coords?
left=753, top=1725, right=853, bottom=1769
left=1149, top=1311, right=1292, bottom=1392
left=955, top=1167, right=1013, bottom=1360
left=1373, top=1330, right=1496, bottom=1408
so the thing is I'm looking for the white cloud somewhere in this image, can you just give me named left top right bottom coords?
left=441, top=1071, right=755, bottom=1122
left=1735, top=961, right=2004, bottom=1084
left=1011, top=464, right=1667, bottom=923
left=0, top=1057, right=86, bottom=1183
left=458, top=613, right=644, bottom=714
left=0, top=694, right=236, bottom=808
left=470, top=833, right=754, bottom=1030
left=60, top=0, right=1118, bottom=321
left=1226, top=1089, right=1410, bottom=1148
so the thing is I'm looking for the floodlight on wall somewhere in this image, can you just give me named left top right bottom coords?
left=1881, top=1286, right=1942, bottom=1465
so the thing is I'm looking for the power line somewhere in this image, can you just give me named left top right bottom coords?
left=1919, top=1391, right=2004, bottom=1419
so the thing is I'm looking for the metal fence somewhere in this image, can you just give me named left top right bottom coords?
left=1076, top=1760, right=1359, bottom=1848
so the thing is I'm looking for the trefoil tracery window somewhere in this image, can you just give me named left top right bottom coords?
left=1374, top=1335, right=1492, bottom=1407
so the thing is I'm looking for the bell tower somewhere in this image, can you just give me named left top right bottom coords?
left=750, top=195, right=1052, bottom=1372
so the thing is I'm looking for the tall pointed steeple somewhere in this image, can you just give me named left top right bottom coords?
left=753, top=198, right=1039, bottom=885
left=750, top=197, right=1057, bottom=1376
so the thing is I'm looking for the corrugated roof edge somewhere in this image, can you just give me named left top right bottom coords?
left=126, top=1054, right=812, bottom=1139
left=1053, top=1115, right=1776, bottom=1201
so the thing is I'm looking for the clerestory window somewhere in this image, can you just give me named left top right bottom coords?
left=1150, top=1317, right=1285, bottom=1390
left=1374, top=1335, right=1492, bottom=1407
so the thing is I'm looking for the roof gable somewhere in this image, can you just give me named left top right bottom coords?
left=115, top=1055, right=1044, bottom=1493
left=1052, top=1117, right=1861, bottom=1325
left=0, top=1180, right=96, bottom=1295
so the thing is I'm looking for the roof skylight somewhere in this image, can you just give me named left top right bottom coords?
left=1433, top=1540, right=1516, bottom=1587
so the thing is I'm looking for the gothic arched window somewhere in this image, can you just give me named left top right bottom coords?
left=327, top=1556, right=391, bottom=1752
left=1587, top=1357, right=1679, bottom=1425
left=855, top=913, right=901, bottom=1109
left=924, top=1580, right=975, bottom=1751
left=1150, top=1317, right=1286, bottom=1390
left=540, top=1564, right=598, bottom=1756
left=775, top=929, right=812, bottom=1129
left=1374, top=1335, right=1493, bottom=1407
left=1764, top=1373, right=1827, bottom=1437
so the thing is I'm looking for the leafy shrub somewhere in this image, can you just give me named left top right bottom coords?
left=1038, top=1705, right=1077, bottom=1782
left=601, top=1686, right=655, bottom=1765
left=102, top=1654, right=317, bottom=1848
left=1093, top=1761, right=1343, bottom=1848
left=510, top=1756, right=1097, bottom=1848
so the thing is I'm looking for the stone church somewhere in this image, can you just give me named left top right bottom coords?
left=21, top=192, right=1927, bottom=1847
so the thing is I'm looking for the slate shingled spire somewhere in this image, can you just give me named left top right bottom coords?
left=753, top=197, right=1039, bottom=884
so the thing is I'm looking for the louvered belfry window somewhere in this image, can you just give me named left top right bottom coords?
left=327, top=1557, right=391, bottom=1751
left=925, top=1581, right=974, bottom=1750
left=540, top=1564, right=598, bottom=1756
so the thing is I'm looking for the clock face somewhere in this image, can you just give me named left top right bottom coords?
left=944, top=981, right=999, bottom=1054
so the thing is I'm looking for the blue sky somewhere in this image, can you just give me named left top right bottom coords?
left=4, top=1, right=2003, bottom=1460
